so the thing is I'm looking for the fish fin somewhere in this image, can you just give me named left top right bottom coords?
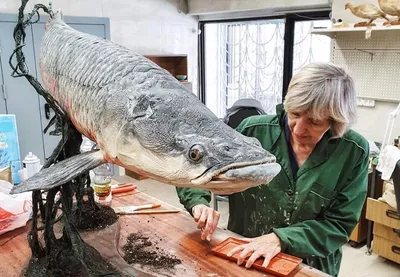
left=11, top=150, right=106, bottom=194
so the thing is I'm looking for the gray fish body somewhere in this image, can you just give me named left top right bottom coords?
left=39, top=16, right=184, bottom=153
left=12, top=12, right=281, bottom=195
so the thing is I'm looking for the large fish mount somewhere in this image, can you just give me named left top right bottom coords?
left=11, top=11, right=281, bottom=196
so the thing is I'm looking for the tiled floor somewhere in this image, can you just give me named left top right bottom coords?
left=132, top=178, right=400, bottom=277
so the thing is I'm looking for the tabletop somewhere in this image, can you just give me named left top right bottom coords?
left=0, top=176, right=332, bottom=277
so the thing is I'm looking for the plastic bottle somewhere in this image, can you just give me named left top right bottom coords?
left=22, top=152, right=42, bottom=179
left=80, top=135, right=94, bottom=153
left=93, top=163, right=112, bottom=205
left=80, top=136, right=95, bottom=186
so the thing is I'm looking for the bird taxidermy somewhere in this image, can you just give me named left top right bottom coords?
left=345, top=2, right=389, bottom=27
left=345, top=2, right=390, bottom=39
left=378, top=0, right=400, bottom=25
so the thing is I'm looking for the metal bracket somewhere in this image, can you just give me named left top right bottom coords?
left=357, top=49, right=375, bottom=61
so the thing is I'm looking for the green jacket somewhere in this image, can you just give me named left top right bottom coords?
left=176, top=104, right=369, bottom=277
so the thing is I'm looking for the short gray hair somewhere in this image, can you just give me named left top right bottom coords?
left=283, top=62, right=357, bottom=138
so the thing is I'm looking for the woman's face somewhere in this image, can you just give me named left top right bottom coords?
left=287, top=111, right=331, bottom=145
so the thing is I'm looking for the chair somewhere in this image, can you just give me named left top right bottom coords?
left=213, top=98, right=266, bottom=211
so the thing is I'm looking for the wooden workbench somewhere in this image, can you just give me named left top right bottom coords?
left=0, top=177, right=331, bottom=277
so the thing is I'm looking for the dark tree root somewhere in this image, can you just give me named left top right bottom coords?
left=11, top=1, right=121, bottom=276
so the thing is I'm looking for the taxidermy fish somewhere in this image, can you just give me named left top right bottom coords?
left=11, top=11, right=281, bottom=195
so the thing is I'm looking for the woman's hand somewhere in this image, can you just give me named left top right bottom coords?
left=227, top=233, right=281, bottom=269
left=191, top=204, right=220, bottom=241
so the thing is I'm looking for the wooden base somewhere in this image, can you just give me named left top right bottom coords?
left=354, top=22, right=376, bottom=27
left=384, top=21, right=400, bottom=26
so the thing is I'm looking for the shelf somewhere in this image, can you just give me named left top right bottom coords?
left=311, top=25, right=400, bottom=38
left=145, top=55, right=188, bottom=79
left=144, top=54, right=187, bottom=58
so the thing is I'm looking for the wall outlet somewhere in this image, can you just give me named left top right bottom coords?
left=364, top=99, right=375, bottom=107
left=357, top=98, right=375, bottom=107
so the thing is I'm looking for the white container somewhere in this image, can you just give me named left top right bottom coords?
left=80, top=136, right=95, bottom=186
left=22, top=152, right=41, bottom=179
left=80, top=135, right=94, bottom=153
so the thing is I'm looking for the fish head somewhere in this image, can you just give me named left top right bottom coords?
left=114, top=87, right=281, bottom=195
left=170, top=122, right=282, bottom=194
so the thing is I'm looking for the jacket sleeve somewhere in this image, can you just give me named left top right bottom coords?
left=272, top=152, right=369, bottom=258
left=176, top=187, right=212, bottom=215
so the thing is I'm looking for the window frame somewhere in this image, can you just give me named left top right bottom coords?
left=197, top=10, right=331, bottom=105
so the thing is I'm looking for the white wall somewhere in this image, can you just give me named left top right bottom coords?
left=353, top=103, right=400, bottom=144
left=188, top=0, right=331, bottom=15
left=0, top=0, right=199, bottom=94
left=2, top=0, right=396, bottom=145
left=330, top=0, right=400, bottom=144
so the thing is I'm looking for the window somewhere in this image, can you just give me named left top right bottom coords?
left=293, top=19, right=331, bottom=75
left=200, top=12, right=332, bottom=118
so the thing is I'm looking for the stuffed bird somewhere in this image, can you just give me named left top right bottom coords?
left=378, top=0, right=400, bottom=24
left=345, top=2, right=389, bottom=25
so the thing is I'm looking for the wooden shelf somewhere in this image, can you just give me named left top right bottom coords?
left=144, top=54, right=192, bottom=92
left=311, top=25, right=400, bottom=38
left=145, top=54, right=188, bottom=80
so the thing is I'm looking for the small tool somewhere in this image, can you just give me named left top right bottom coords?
left=111, top=183, right=137, bottom=195
left=113, top=203, right=160, bottom=214
left=112, top=203, right=181, bottom=215
left=127, top=209, right=181, bottom=215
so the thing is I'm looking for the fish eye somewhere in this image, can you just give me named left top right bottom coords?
left=188, top=145, right=203, bottom=162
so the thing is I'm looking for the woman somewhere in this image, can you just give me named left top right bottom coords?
left=176, top=62, right=369, bottom=277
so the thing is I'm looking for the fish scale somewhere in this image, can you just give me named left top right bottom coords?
left=40, top=19, right=165, bottom=140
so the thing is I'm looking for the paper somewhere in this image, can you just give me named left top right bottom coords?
left=377, top=145, right=400, bottom=180
left=0, top=190, right=32, bottom=235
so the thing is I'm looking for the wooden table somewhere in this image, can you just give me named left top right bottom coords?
left=0, top=177, right=331, bottom=277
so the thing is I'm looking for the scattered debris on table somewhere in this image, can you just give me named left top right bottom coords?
left=122, top=232, right=182, bottom=269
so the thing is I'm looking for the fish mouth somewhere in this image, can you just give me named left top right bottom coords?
left=190, top=157, right=281, bottom=194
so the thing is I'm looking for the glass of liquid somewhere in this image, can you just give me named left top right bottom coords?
left=93, top=163, right=112, bottom=206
